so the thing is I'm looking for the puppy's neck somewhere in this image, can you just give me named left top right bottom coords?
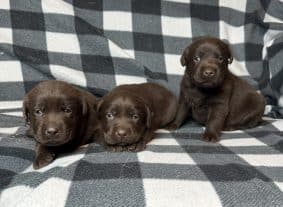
left=188, top=77, right=221, bottom=94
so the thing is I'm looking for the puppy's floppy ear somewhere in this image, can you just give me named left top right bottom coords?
left=228, top=55, right=233, bottom=64
left=81, top=96, right=88, bottom=115
left=145, top=105, right=153, bottom=128
left=23, top=96, right=30, bottom=125
left=227, top=45, right=233, bottom=64
left=222, top=39, right=233, bottom=64
left=96, top=99, right=103, bottom=113
left=180, top=46, right=190, bottom=66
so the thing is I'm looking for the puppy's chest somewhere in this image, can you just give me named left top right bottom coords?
left=184, top=88, right=207, bottom=108
left=183, top=88, right=211, bottom=123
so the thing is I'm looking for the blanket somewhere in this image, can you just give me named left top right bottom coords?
left=0, top=0, right=283, bottom=206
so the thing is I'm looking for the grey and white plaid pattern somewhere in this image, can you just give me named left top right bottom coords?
left=0, top=0, right=283, bottom=206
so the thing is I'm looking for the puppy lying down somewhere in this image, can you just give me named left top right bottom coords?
left=23, top=80, right=98, bottom=169
left=169, top=37, right=265, bottom=142
left=95, top=83, right=177, bottom=152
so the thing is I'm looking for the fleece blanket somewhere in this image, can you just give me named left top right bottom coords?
left=0, top=0, right=283, bottom=206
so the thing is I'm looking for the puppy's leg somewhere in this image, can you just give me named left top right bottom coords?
left=166, top=98, right=189, bottom=130
left=127, top=130, right=155, bottom=152
left=25, top=127, right=34, bottom=138
left=203, top=105, right=227, bottom=142
left=225, top=93, right=265, bottom=130
left=33, top=144, right=56, bottom=169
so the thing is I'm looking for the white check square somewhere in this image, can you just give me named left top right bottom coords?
left=41, top=0, right=74, bottom=15
left=46, top=32, right=80, bottom=54
left=0, top=28, right=13, bottom=44
left=103, top=11, right=132, bottom=31
left=162, top=16, right=192, bottom=37
left=219, top=0, right=247, bottom=12
left=0, top=61, right=23, bottom=82
left=115, top=75, right=146, bottom=86
left=138, top=151, right=195, bottom=165
left=50, top=65, right=86, bottom=87
left=164, top=54, right=185, bottom=75
left=123, top=49, right=135, bottom=59
left=163, top=0, right=191, bottom=3
left=229, top=60, right=250, bottom=77
left=0, top=0, right=10, bottom=10
left=220, top=21, right=244, bottom=44
left=143, top=179, right=222, bottom=207
left=108, top=39, right=134, bottom=59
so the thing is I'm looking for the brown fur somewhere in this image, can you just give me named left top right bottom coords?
left=95, top=83, right=177, bottom=152
left=169, top=37, right=265, bottom=142
left=23, top=80, right=98, bottom=169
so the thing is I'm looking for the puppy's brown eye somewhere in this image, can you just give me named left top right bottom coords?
left=218, top=56, right=224, bottom=62
left=106, top=112, right=114, bottom=120
left=63, top=108, right=72, bottom=113
left=132, top=114, right=139, bottom=120
left=34, top=109, right=43, bottom=116
left=193, top=56, right=200, bottom=63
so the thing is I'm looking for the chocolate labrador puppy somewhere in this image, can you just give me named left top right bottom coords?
left=96, top=83, right=177, bottom=152
left=23, top=80, right=98, bottom=169
left=169, top=37, right=265, bottom=142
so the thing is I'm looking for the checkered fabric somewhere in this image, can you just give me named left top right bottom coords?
left=0, top=0, right=283, bottom=206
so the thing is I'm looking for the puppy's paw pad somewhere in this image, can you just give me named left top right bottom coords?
left=202, top=132, right=219, bottom=143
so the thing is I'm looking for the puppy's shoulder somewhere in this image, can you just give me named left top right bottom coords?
left=229, top=72, right=257, bottom=92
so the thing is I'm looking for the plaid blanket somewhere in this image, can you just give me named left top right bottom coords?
left=1, top=0, right=283, bottom=206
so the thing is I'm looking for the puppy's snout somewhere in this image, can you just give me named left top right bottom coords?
left=45, top=127, right=59, bottom=136
left=115, top=129, right=127, bottom=138
left=203, top=69, right=215, bottom=77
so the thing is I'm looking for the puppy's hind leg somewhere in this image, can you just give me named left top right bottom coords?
left=225, top=93, right=265, bottom=131
left=236, top=110, right=264, bottom=130
left=244, top=94, right=265, bottom=128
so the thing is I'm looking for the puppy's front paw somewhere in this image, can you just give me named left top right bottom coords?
left=202, top=131, right=219, bottom=142
left=33, top=152, right=55, bottom=169
left=126, top=142, right=146, bottom=152
left=25, top=128, right=34, bottom=138
left=165, top=122, right=179, bottom=131
left=107, top=145, right=125, bottom=152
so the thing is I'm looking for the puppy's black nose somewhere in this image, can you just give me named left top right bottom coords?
left=115, top=129, right=127, bottom=138
left=203, top=69, right=215, bottom=77
left=45, top=127, right=58, bottom=136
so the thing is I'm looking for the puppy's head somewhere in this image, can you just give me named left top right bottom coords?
left=97, top=92, right=152, bottom=146
left=23, top=81, right=88, bottom=146
left=181, top=37, right=233, bottom=88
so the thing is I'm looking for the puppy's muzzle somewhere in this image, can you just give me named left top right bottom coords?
left=45, top=127, right=59, bottom=136
left=108, top=126, right=136, bottom=146
left=202, top=68, right=216, bottom=78
left=195, top=61, right=219, bottom=82
left=115, top=128, right=128, bottom=139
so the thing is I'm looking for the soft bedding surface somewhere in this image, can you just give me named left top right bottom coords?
left=0, top=0, right=283, bottom=206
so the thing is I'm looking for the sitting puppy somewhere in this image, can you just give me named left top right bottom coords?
left=96, top=83, right=177, bottom=152
left=23, top=80, right=98, bottom=169
left=169, top=37, right=265, bottom=142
